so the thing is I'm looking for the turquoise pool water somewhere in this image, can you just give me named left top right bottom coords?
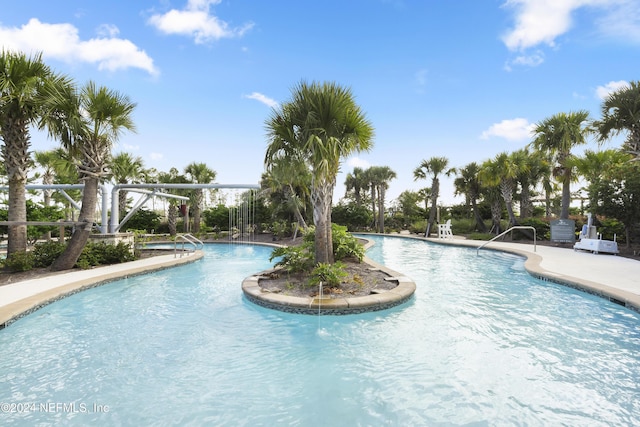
left=1, top=236, right=639, bottom=426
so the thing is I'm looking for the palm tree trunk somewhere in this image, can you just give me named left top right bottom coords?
left=312, top=181, right=334, bottom=265
left=51, top=178, right=99, bottom=271
left=377, top=185, right=385, bottom=233
left=426, top=180, right=439, bottom=237
left=7, top=176, right=27, bottom=255
left=561, top=174, right=571, bottom=219
left=168, top=204, right=177, bottom=236
left=471, top=198, right=487, bottom=233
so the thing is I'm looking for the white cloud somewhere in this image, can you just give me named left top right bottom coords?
left=500, top=0, right=640, bottom=68
left=148, top=0, right=254, bottom=44
left=501, top=0, right=582, bottom=51
left=243, top=92, right=278, bottom=108
left=504, top=50, right=545, bottom=71
left=480, top=118, right=535, bottom=141
left=122, top=143, right=140, bottom=151
left=346, top=157, right=371, bottom=169
left=0, top=18, right=158, bottom=75
left=595, top=80, right=629, bottom=99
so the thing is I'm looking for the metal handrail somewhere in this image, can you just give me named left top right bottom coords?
left=175, top=233, right=204, bottom=257
left=476, top=226, right=536, bottom=255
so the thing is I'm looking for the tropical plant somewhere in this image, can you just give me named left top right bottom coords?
left=531, top=110, right=590, bottom=219
left=111, top=152, right=145, bottom=220
left=157, top=167, right=189, bottom=236
left=454, top=162, right=487, bottom=232
left=0, top=50, right=72, bottom=257
left=572, top=149, right=630, bottom=216
left=344, top=166, right=368, bottom=206
left=45, top=81, right=136, bottom=271
left=593, top=80, right=640, bottom=159
left=265, top=80, right=374, bottom=264
left=413, top=156, right=455, bottom=236
left=480, top=152, right=522, bottom=228
left=184, top=162, right=216, bottom=233
left=366, top=166, right=396, bottom=233
left=261, top=154, right=310, bottom=236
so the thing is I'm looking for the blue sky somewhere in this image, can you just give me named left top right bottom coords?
left=2, top=0, right=639, bottom=205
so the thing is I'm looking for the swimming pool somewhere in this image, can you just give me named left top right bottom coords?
left=1, top=236, right=639, bottom=425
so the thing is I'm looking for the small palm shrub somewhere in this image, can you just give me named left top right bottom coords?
left=309, top=262, right=348, bottom=287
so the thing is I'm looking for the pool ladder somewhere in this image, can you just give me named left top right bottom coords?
left=476, top=226, right=536, bottom=256
left=175, top=233, right=204, bottom=257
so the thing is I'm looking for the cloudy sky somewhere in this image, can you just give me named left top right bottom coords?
left=2, top=0, right=639, bottom=204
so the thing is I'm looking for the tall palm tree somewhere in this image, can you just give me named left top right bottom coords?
left=413, top=156, right=455, bottom=237
left=47, top=81, right=136, bottom=271
left=362, top=167, right=378, bottom=230
left=593, top=80, right=640, bottom=159
left=366, top=166, right=396, bottom=233
left=111, top=152, right=145, bottom=220
left=0, top=50, right=72, bottom=257
left=454, top=162, right=487, bottom=232
left=479, top=152, right=522, bottom=228
left=531, top=110, right=590, bottom=219
left=265, top=81, right=374, bottom=264
left=344, top=166, right=367, bottom=206
left=184, top=162, right=216, bottom=234
left=157, top=167, right=188, bottom=236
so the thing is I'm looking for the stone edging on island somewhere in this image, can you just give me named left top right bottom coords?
left=241, top=238, right=417, bottom=315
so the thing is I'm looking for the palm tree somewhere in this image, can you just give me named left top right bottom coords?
left=111, top=152, right=145, bottom=220
left=479, top=152, right=522, bottom=228
left=344, top=166, right=367, bottom=206
left=413, top=156, right=455, bottom=237
left=183, top=162, right=216, bottom=234
left=593, top=81, right=640, bottom=159
left=262, top=154, right=310, bottom=235
left=362, top=167, right=378, bottom=230
left=47, top=81, right=136, bottom=271
left=0, top=50, right=72, bottom=257
left=454, top=162, right=487, bottom=232
left=366, top=166, right=396, bottom=233
left=265, top=81, right=374, bottom=264
left=34, top=149, right=72, bottom=240
left=531, top=110, right=590, bottom=219
left=572, top=149, right=630, bottom=216
left=157, top=167, right=188, bottom=236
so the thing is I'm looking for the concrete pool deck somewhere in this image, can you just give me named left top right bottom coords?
left=1, top=235, right=639, bottom=327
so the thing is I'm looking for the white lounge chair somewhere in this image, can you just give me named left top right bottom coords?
left=438, top=219, right=453, bottom=239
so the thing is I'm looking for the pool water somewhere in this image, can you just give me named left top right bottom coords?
left=1, top=236, right=639, bottom=426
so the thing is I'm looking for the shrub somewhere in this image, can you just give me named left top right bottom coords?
left=32, top=241, right=66, bottom=267
left=123, top=208, right=161, bottom=233
left=309, top=262, right=348, bottom=287
left=331, top=224, right=364, bottom=262
left=269, top=244, right=314, bottom=274
left=3, top=251, right=34, bottom=272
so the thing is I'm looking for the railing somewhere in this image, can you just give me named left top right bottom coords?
left=476, top=226, right=536, bottom=256
left=175, top=233, right=204, bottom=258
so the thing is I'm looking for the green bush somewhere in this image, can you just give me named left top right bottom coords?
left=32, top=241, right=66, bottom=267
left=269, top=244, right=314, bottom=273
left=331, top=224, right=364, bottom=262
left=3, top=251, right=34, bottom=272
left=123, top=208, right=161, bottom=233
left=309, top=262, right=348, bottom=287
